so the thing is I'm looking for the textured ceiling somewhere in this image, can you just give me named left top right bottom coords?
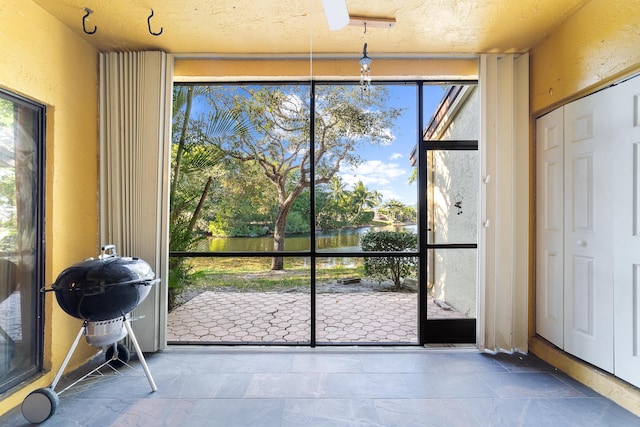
left=32, top=0, right=588, bottom=56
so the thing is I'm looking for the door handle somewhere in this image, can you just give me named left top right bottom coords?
left=577, top=240, right=587, bottom=247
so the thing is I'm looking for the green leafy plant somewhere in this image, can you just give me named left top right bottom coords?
left=361, top=231, right=418, bottom=289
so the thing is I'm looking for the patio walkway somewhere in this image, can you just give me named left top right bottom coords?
left=167, top=291, right=465, bottom=344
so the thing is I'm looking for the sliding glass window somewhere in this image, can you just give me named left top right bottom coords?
left=167, top=81, right=478, bottom=346
left=0, top=88, right=45, bottom=393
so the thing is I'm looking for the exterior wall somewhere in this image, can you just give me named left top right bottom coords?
left=530, top=0, right=640, bottom=414
left=430, top=88, right=479, bottom=317
left=0, top=0, right=99, bottom=413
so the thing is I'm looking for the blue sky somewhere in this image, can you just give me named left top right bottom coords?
left=336, top=84, right=446, bottom=206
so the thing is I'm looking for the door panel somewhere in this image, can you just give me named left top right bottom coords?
left=425, top=146, right=477, bottom=343
left=570, top=153, right=594, bottom=232
left=570, top=255, right=594, bottom=336
left=611, top=76, right=640, bottom=387
left=563, top=91, right=614, bottom=373
left=535, top=108, right=564, bottom=346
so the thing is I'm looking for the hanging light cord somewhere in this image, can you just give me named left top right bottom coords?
left=309, top=0, right=313, bottom=85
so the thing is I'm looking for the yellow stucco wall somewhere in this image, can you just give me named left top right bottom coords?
left=0, top=0, right=100, bottom=413
left=529, top=0, right=640, bottom=415
left=530, top=0, right=640, bottom=115
left=174, top=57, right=479, bottom=81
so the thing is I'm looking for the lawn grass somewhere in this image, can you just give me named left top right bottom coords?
left=182, top=256, right=365, bottom=292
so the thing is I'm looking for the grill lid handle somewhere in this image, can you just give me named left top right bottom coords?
left=99, top=244, right=118, bottom=259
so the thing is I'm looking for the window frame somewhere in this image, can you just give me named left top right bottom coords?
left=0, top=87, right=45, bottom=393
left=169, top=79, right=479, bottom=346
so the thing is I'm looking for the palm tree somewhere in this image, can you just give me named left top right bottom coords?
left=349, top=181, right=380, bottom=224
left=329, top=176, right=346, bottom=202
left=369, top=189, right=383, bottom=219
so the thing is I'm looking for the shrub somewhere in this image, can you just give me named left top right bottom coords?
left=361, top=231, right=418, bottom=289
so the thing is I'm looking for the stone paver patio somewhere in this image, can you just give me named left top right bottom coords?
left=167, top=291, right=465, bottom=343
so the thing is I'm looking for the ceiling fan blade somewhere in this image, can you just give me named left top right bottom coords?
left=322, top=0, right=349, bottom=31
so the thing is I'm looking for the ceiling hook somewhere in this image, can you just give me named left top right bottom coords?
left=147, top=9, right=163, bottom=36
left=82, top=8, right=97, bottom=35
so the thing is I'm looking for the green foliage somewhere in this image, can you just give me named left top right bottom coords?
left=378, top=200, right=417, bottom=223
left=286, top=192, right=311, bottom=234
left=361, top=231, right=418, bottom=288
left=353, top=210, right=374, bottom=225
left=315, top=178, right=381, bottom=230
left=0, top=98, right=13, bottom=128
left=0, top=99, right=16, bottom=251
left=0, top=172, right=16, bottom=251
left=205, top=161, right=276, bottom=237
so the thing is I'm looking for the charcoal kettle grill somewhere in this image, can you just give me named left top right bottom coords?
left=21, top=245, right=160, bottom=424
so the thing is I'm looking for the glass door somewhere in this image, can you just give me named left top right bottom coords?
left=421, top=83, right=478, bottom=344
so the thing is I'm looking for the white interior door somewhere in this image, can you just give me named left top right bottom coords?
left=610, top=75, right=640, bottom=387
left=536, top=108, right=564, bottom=347
left=563, top=89, right=615, bottom=372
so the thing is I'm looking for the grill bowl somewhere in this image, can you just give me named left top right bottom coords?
left=85, top=318, right=127, bottom=346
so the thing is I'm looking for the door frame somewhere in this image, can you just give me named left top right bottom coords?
left=420, top=139, right=478, bottom=344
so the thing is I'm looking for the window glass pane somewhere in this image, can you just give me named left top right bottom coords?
left=316, top=256, right=418, bottom=343
left=171, top=84, right=311, bottom=254
left=0, top=92, right=43, bottom=392
left=314, top=84, right=418, bottom=252
left=428, top=248, right=477, bottom=319
left=427, top=150, right=478, bottom=244
left=423, top=84, right=478, bottom=141
left=167, top=256, right=310, bottom=344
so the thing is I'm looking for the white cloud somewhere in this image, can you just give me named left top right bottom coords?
left=339, top=160, right=407, bottom=189
left=390, top=153, right=403, bottom=160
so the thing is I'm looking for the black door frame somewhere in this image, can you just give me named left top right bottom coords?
left=418, top=125, right=478, bottom=344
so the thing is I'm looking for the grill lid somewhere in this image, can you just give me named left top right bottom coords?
left=47, top=245, right=159, bottom=321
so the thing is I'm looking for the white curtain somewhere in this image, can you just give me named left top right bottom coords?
left=99, top=51, right=172, bottom=352
left=478, top=53, right=529, bottom=353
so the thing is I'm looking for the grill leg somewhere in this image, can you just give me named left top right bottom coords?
left=50, top=323, right=86, bottom=391
left=123, top=318, right=157, bottom=392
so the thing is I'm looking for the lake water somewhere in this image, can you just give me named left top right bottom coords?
left=205, top=224, right=418, bottom=252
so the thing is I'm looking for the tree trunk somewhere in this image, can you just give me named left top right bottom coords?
left=271, top=205, right=289, bottom=270
left=188, top=176, right=213, bottom=233
left=170, top=86, right=193, bottom=218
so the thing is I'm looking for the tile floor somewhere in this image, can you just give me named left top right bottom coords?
left=1, top=347, right=638, bottom=426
